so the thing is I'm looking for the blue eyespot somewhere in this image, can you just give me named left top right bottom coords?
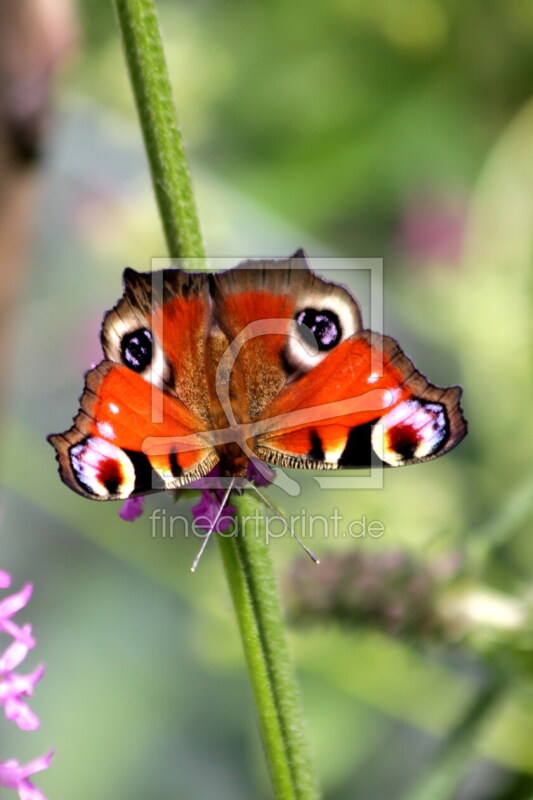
left=121, top=328, right=153, bottom=372
left=295, top=308, right=342, bottom=351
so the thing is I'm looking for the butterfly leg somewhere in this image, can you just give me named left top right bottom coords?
left=247, top=482, right=319, bottom=565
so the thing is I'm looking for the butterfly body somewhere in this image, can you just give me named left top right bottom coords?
left=49, top=252, right=467, bottom=501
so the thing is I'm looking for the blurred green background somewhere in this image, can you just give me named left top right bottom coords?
left=2, top=1, right=533, bottom=798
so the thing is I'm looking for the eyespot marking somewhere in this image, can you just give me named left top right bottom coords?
left=387, top=425, right=418, bottom=460
left=121, top=328, right=153, bottom=373
left=70, top=437, right=135, bottom=498
left=97, top=458, right=122, bottom=495
left=283, top=280, right=361, bottom=375
left=372, top=400, right=449, bottom=466
left=295, top=308, right=341, bottom=352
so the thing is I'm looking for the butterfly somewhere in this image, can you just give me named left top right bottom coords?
left=49, top=250, right=467, bottom=512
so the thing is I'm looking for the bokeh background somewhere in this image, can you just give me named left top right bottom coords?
left=2, top=1, right=533, bottom=798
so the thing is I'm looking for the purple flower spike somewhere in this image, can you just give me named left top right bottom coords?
left=190, top=466, right=236, bottom=533
left=0, top=583, right=34, bottom=628
left=119, top=495, right=145, bottom=522
left=188, top=464, right=223, bottom=491
left=247, top=458, right=275, bottom=487
left=0, top=584, right=44, bottom=732
left=0, top=573, right=53, bottom=799
left=192, top=491, right=236, bottom=533
left=189, top=461, right=274, bottom=535
left=0, top=750, right=54, bottom=800
left=0, top=572, right=11, bottom=589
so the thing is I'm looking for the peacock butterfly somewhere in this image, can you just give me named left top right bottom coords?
left=48, top=251, right=467, bottom=508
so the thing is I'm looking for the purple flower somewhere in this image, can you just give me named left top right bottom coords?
left=119, top=495, right=145, bottom=522
left=398, top=190, right=466, bottom=265
left=247, top=458, right=275, bottom=487
left=0, top=572, right=11, bottom=589
left=0, top=751, right=54, bottom=800
left=191, top=490, right=236, bottom=533
left=118, top=459, right=275, bottom=529
left=190, top=460, right=274, bottom=533
left=0, top=582, right=35, bottom=647
left=187, top=465, right=233, bottom=533
left=0, top=583, right=45, bottom=731
left=0, top=573, right=53, bottom=800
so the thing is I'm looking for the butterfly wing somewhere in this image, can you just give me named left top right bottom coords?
left=50, top=255, right=467, bottom=498
left=212, top=252, right=466, bottom=469
left=101, top=266, right=213, bottom=423
left=210, top=251, right=362, bottom=420
left=49, top=268, right=219, bottom=500
left=253, top=330, right=466, bottom=468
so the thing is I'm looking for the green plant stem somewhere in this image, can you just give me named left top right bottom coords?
left=114, top=0, right=204, bottom=260
left=219, top=493, right=320, bottom=799
left=112, top=2, right=319, bottom=797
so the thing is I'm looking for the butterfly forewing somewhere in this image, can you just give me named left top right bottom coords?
left=49, top=268, right=219, bottom=500
left=253, top=330, right=466, bottom=469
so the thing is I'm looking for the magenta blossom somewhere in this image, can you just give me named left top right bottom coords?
left=0, top=751, right=54, bottom=800
left=190, top=465, right=236, bottom=533
left=119, top=459, right=275, bottom=528
left=0, top=572, right=53, bottom=800
left=247, top=458, right=275, bottom=488
left=398, top=190, right=466, bottom=265
left=0, top=581, right=44, bottom=731
left=191, top=488, right=237, bottom=533
left=119, top=495, right=145, bottom=522
left=190, top=461, right=274, bottom=533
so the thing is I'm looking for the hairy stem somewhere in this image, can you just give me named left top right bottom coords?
left=114, top=0, right=204, bottom=260
left=219, top=493, right=320, bottom=799
left=112, top=1, right=319, bottom=796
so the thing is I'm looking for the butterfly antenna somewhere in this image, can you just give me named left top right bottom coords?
left=247, top=482, right=320, bottom=565
left=190, top=479, right=236, bottom=573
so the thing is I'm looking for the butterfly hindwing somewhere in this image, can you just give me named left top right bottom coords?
left=49, top=361, right=218, bottom=500
left=253, top=330, right=466, bottom=469
left=211, top=253, right=465, bottom=469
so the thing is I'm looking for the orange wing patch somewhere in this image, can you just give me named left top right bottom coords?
left=49, top=362, right=218, bottom=500
left=253, top=332, right=466, bottom=469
